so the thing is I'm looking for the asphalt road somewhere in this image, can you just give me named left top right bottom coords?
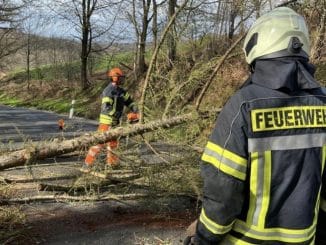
left=0, top=105, right=194, bottom=245
left=0, top=105, right=98, bottom=150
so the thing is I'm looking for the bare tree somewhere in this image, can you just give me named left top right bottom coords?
left=46, top=0, right=120, bottom=90
left=167, top=0, right=177, bottom=67
left=127, top=0, right=153, bottom=77
left=139, top=0, right=189, bottom=123
left=25, top=28, right=31, bottom=88
left=79, top=0, right=93, bottom=89
left=0, top=0, right=24, bottom=66
left=152, top=0, right=158, bottom=50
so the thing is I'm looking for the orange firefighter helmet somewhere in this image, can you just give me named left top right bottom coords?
left=107, top=67, right=124, bottom=84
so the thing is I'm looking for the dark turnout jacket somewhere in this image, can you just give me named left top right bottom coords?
left=99, top=83, right=138, bottom=126
left=196, top=58, right=326, bottom=244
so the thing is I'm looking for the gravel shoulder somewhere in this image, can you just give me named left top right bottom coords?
left=21, top=199, right=197, bottom=245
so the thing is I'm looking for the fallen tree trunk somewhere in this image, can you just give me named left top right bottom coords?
left=38, top=183, right=84, bottom=192
left=0, top=113, right=197, bottom=170
left=0, top=193, right=149, bottom=205
left=0, top=174, right=79, bottom=184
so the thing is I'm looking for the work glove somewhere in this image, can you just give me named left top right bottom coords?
left=184, top=219, right=199, bottom=245
left=127, top=112, right=139, bottom=124
left=184, top=236, right=199, bottom=245
left=58, top=119, right=65, bottom=130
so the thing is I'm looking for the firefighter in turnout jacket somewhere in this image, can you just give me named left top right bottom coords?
left=81, top=67, right=139, bottom=172
left=185, top=7, right=326, bottom=244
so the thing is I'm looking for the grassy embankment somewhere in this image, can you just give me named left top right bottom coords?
left=0, top=52, right=135, bottom=119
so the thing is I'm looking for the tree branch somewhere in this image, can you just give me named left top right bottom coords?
left=195, top=32, right=246, bottom=110
left=139, top=0, right=189, bottom=123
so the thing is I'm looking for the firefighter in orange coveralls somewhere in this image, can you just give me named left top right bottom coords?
left=184, top=7, right=326, bottom=245
left=80, top=67, right=139, bottom=172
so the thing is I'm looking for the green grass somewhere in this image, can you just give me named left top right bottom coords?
left=0, top=94, right=72, bottom=113
left=94, top=52, right=135, bottom=71
left=9, top=62, right=81, bottom=82
left=94, top=50, right=152, bottom=72
left=0, top=94, right=24, bottom=106
left=31, top=99, right=71, bottom=113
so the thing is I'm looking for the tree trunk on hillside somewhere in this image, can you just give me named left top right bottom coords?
left=152, top=0, right=158, bottom=50
left=45, top=1, right=117, bottom=89
left=80, top=0, right=92, bottom=90
left=139, top=0, right=151, bottom=75
left=139, top=0, right=189, bottom=123
left=128, top=0, right=152, bottom=77
left=0, top=113, right=197, bottom=170
left=81, top=51, right=89, bottom=90
left=26, top=32, right=31, bottom=90
left=167, top=0, right=177, bottom=68
left=228, top=0, right=245, bottom=41
left=0, top=1, right=25, bottom=67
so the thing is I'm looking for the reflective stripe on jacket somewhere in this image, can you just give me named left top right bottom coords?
left=99, top=83, right=138, bottom=126
left=197, top=70, right=326, bottom=244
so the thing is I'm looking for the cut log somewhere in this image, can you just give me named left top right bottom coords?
left=0, top=113, right=197, bottom=171
left=83, top=170, right=108, bottom=179
left=0, top=192, right=196, bottom=205
left=38, top=171, right=143, bottom=192
left=82, top=170, right=141, bottom=181
left=1, top=174, right=79, bottom=184
left=38, top=183, right=84, bottom=192
left=0, top=193, right=149, bottom=204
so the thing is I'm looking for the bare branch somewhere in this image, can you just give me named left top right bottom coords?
left=276, top=0, right=298, bottom=7
left=195, top=32, right=247, bottom=111
left=139, top=0, right=190, bottom=123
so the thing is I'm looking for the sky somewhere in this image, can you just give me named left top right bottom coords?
left=15, top=0, right=307, bottom=44
left=20, top=0, right=134, bottom=43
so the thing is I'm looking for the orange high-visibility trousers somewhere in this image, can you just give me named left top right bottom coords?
left=84, top=124, right=119, bottom=166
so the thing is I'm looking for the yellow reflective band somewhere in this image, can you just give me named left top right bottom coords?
left=258, top=151, right=271, bottom=228
left=233, top=219, right=316, bottom=243
left=201, top=141, right=247, bottom=180
left=251, top=106, right=326, bottom=132
left=320, top=145, right=326, bottom=212
left=201, top=153, right=246, bottom=180
left=322, top=145, right=326, bottom=173
left=199, top=208, right=234, bottom=235
left=99, top=114, right=113, bottom=124
left=123, top=92, right=130, bottom=101
left=102, top=97, right=113, bottom=104
left=247, top=152, right=258, bottom=225
left=206, top=141, right=247, bottom=166
left=221, top=234, right=255, bottom=245
left=108, top=97, right=117, bottom=116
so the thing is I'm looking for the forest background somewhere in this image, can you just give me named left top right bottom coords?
left=0, top=0, right=325, bottom=242
left=0, top=0, right=325, bottom=121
